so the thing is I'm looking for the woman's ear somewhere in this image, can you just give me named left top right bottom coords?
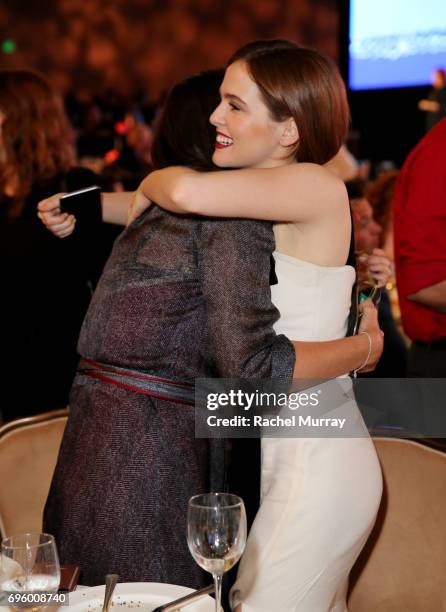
left=279, top=118, right=299, bottom=148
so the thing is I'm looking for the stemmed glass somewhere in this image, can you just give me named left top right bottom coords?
left=0, top=533, right=60, bottom=610
left=352, top=251, right=382, bottom=335
left=187, top=493, right=247, bottom=612
left=356, top=251, right=382, bottom=300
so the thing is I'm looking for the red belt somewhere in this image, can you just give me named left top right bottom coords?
left=78, top=358, right=195, bottom=406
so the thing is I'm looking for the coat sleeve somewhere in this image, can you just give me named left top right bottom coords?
left=197, top=218, right=295, bottom=381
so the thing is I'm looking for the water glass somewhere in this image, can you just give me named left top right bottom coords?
left=0, top=533, right=60, bottom=609
left=187, top=493, right=247, bottom=612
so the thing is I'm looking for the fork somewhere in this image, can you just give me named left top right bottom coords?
left=151, top=583, right=214, bottom=612
left=101, top=574, right=119, bottom=612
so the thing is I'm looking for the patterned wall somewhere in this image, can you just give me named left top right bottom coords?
left=0, top=0, right=339, bottom=100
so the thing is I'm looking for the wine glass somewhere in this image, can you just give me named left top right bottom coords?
left=352, top=251, right=382, bottom=335
left=0, top=533, right=60, bottom=610
left=356, top=251, right=375, bottom=288
left=187, top=493, right=247, bottom=612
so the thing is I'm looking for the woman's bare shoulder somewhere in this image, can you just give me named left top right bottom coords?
left=277, top=163, right=347, bottom=207
left=292, top=161, right=345, bottom=182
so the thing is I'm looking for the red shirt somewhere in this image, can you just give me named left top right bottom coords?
left=394, top=118, right=446, bottom=342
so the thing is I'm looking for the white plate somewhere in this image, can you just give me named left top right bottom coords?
left=67, top=582, right=215, bottom=611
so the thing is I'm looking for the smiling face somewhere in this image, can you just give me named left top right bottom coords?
left=209, top=60, right=297, bottom=169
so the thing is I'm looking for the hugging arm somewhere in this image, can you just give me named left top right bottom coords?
left=38, top=191, right=132, bottom=237
left=199, top=220, right=382, bottom=380
left=199, top=219, right=295, bottom=379
left=290, top=303, right=382, bottom=378
left=131, top=163, right=345, bottom=224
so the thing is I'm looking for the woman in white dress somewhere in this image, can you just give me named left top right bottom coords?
left=130, top=41, right=383, bottom=611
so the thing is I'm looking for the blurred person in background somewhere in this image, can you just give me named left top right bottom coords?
left=365, top=170, right=399, bottom=262
left=347, top=180, right=407, bottom=377
left=346, top=180, right=390, bottom=287
left=325, top=143, right=360, bottom=182
left=0, top=70, right=106, bottom=422
left=100, top=109, right=154, bottom=192
left=418, top=67, right=446, bottom=133
left=394, top=118, right=446, bottom=377
left=65, top=92, right=154, bottom=191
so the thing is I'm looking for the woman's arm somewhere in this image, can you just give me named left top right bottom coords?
left=293, top=301, right=383, bottom=378
left=101, top=192, right=133, bottom=224
left=38, top=191, right=132, bottom=237
left=409, top=280, right=446, bottom=314
left=418, top=99, right=440, bottom=112
left=199, top=214, right=382, bottom=380
left=132, top=163, right=346, bottom=223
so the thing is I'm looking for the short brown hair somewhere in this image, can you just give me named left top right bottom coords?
left=0, top=70, right=74, bottom=217
left=228, top=40, right=349, bottom=165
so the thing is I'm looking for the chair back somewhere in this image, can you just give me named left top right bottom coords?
left=348, top=438, right=446, bottom=611
left=0, top=409, right=68, bottom=538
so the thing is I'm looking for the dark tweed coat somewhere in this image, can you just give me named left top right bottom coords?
left=43, top=205, right=295, bottom=587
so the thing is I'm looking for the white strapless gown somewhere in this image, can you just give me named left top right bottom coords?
left=231, top=253, right=383, bottom=612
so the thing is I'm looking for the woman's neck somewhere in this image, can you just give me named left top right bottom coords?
left=253, top=156, right=296, bottom=170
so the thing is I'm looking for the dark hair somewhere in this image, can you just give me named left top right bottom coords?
left=151, top=69, right=224, bottom=171
left=228, top=40, right=349, bottom=165
left=0, top=70, right=74, bottom=217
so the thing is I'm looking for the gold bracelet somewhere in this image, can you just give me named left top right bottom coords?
left=353, top=331, right=372, bottom=378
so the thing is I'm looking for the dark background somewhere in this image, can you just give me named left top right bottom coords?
left=338, top=1, right=429, bottom=167
left=0, top=0, right=433, bottom=165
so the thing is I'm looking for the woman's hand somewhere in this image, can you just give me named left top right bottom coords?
left=127, top=185, right=152, bottom=226
left=37, top=193, right=76, bottom=238
left=357, top=299, right=384, bottom=372
left=366, top=248, right=393, bottom=287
